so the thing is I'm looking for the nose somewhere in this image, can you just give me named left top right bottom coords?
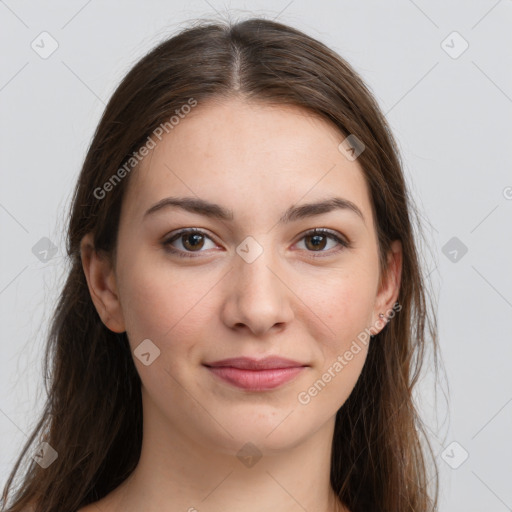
left=219, top=243, right=295, bottom=337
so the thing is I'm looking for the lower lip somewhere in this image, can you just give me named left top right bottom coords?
left=205, top=366, right=306, bottom=390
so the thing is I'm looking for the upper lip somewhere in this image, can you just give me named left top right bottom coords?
left=204, top=356, right=308, bottom=370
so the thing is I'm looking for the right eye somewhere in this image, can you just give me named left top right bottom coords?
left=162, top=228, right=218, bottom=257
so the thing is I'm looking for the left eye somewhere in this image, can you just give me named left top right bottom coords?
left=162, top=228, right=349, bottom=258
left=295, top=229, right=349, bottom=253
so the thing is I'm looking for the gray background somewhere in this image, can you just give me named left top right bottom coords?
left=1, top=1, right=511, bottom=510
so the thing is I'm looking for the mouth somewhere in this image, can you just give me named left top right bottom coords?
left=203, top=356, right=309, bottom=391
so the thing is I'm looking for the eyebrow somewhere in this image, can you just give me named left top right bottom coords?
left=143, top=196, right=365, bottom=225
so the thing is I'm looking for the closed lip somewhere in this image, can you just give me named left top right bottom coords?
left=203, top=356, right=308, bottom=370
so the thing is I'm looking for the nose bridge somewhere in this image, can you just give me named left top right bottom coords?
left=224, top=234, right=294, bottom=334
left=235, top=234, right=281, bottom=298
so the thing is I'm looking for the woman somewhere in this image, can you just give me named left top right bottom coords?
left=1, top=16, right=440, bottom=512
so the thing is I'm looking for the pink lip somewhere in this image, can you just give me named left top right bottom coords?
left=203, top=357, right=308, bottom=391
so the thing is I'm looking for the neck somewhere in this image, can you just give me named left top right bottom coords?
left=100, top=389, right=348, bottom=512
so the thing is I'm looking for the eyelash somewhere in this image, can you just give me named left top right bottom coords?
left=162, top=228, right=351, bottom=259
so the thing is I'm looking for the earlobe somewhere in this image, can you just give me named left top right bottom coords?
left=80, top=233, right=126, bottom=333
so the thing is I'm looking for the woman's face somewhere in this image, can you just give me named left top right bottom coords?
left=93, top=97, right=401, bottom=454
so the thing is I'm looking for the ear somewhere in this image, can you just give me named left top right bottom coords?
left=372, top=239, right=402, bottom=334
left=80, top=233, right=126, bottom=333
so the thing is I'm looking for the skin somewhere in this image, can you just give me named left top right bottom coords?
left=79, top=97, right=402, bottom=512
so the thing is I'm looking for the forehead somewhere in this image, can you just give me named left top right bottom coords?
left=122, top=98, right=373, bottom=228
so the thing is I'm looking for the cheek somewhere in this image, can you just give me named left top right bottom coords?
left=308, top=264, right=377, bottom=338
left=297, top=274, right=374, bottom=413
left=116, top=252, right=218, bottom=349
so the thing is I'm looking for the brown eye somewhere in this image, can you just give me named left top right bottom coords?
left=296, top=229, right=350, bottom=256
left=163, top=229, right=217, bottom=257
left=304, top=233, right=328, bottom=251
left=181, top=232, right=205, bottom=251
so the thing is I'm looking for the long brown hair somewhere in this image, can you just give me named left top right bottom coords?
left=1, top=16, right=441, bottom=512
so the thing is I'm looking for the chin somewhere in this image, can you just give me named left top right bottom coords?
left=200, top=414, right=313, bottom=456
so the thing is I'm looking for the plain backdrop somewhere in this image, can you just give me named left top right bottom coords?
left=1, top=1, right=511, bottom=511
